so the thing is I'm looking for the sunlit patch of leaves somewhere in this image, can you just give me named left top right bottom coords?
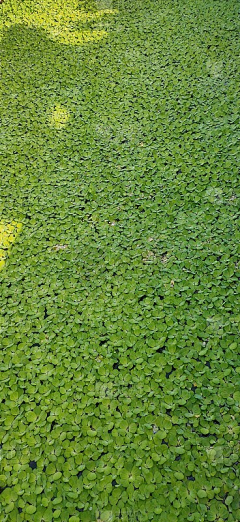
left=0, top=221, right=22, bottom=270
left=0, top=0, right=117, bottom=44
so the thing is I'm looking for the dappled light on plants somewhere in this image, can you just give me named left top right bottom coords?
left=0, top=0, right=117, bottom=44
left=49, top=104, right=70, bottom=129
left=0, top=221, right=22, bottom=270
left=0, top=0, right=240, bottom=520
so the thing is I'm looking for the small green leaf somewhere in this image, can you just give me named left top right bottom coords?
left=51, top=472, right=62, bottom=481
left=26, top=505, right=37, bottom=514
left=174, top=471, right=184, bottom=480
left=26, top=411, right=37, bottom=423
left=197, top=490, right=207, bottom=498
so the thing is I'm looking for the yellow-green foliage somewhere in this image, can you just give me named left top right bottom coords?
left=0, top=0, right=240, bottom=521
left=0, top=221, right=22, bottom=270
left=0, top=0, right=117, bottom=44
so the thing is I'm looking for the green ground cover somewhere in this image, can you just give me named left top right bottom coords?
left=0, top=0, right=240, bottom=520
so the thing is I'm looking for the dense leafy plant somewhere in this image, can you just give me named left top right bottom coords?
left=0, top=0, right=239, bottom=520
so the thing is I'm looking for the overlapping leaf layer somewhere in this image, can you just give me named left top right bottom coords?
left=0, top=0, right=239, bottom=520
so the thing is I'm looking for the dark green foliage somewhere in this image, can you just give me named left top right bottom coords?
left=0, top=0, right=240, bottom=520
